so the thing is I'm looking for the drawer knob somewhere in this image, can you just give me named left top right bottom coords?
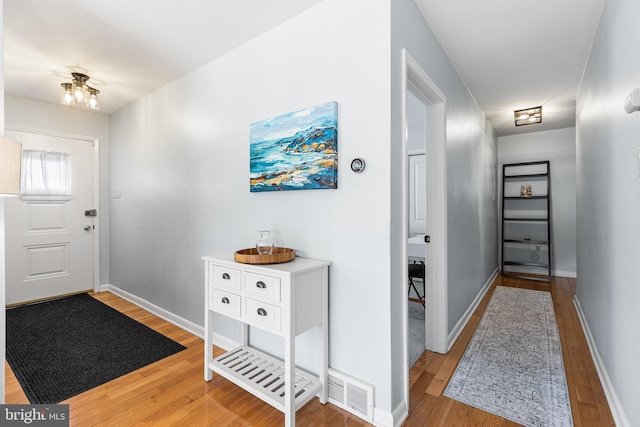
left=257, top=308, right=268, bottom=316
left=222, top=273, right=231, bottom=280
left=256, top=281, right=267, bottom=289
left=221, top=297, right=230, bottom=304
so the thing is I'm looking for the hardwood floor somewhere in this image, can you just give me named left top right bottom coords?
left=5, top=291, right=368, bottom=426
left=5, top=275, right=614, bottom=426
left=406, top=274, right=615, bottom=426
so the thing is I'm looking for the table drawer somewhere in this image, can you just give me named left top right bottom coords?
left=244, top=272, right=281, bottom=302
left=210, top=288, right=241, bottom=316
left=244, top=298, right=281, bottom=332
left=210, top=265, right=242, bottom=291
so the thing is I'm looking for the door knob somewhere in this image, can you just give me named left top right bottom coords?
left=84, top=225, right=91, bottom=231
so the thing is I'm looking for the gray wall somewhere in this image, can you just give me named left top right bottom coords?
left=390, top=0, right=499, bottom=410
left=108, top=0, right=499, bottom=419
left=109, top=0, right=400, bottom=415
left=576, top=0, right=640, bottom=424
left=407, top=90, right=426, bottom=152
left=1, top=2, right=5, bottom=401
left=498, top=127, right=577, bottom=277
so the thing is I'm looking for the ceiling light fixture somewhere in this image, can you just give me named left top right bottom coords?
left=61, top=72, right=100, bottom=110
left=514, top=106, right=542, bottom=126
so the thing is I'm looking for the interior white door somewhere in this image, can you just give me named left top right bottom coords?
left=4, top=131, right=95, bottom=305
left=408, top=153, right=426, bottom=237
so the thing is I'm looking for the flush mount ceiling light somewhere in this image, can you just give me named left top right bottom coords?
left=514, top=106, right=542, bottom=126
left=61, top=72, right=100, bottom=110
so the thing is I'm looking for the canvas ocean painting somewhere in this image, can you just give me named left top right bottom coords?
left=250, top=102, right=338, bottom=192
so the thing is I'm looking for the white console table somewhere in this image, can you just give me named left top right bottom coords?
left=203, top=253, right=330, bottom=427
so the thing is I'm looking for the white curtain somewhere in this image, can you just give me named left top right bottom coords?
left=21, top=149, right=71, bottom=198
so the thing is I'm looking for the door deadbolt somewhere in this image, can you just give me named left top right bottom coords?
left=84, top=225, right=91, bottom=231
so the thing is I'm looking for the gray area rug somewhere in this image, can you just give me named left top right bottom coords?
left=408, top=285, right=425, bottom=368
left=409, top=302, right=425, bottom=368
left=444, top=286, right=573, bottom=427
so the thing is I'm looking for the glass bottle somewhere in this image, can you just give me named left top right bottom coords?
left=256, top=230, right=275, bottom=255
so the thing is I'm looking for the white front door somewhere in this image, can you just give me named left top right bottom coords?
left=4, top=131, right=95, bottom=305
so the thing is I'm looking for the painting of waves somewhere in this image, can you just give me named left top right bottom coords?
left=250, top=101, right=338, bottom=192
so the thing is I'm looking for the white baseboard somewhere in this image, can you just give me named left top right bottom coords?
left=100, top=284, right=237, bottom=351
left=447, top=267, right=499, bottom=350
left=372, top=403, right=401, bottom=427
left=389, top=400, right=408, bottom=427
left=553, top=269, right=577, bottom=278
left=210, top=331, right=240, bottom=352
left=573, top=296, right=630, bottom=427
left=503, top=266, right=577, bottom=279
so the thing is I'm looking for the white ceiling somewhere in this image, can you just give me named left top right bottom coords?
left=4, top=0, right=606, bottom=136
left=3, top=0, right=324, bottom=115
left=415, top=0, right=607, bottom=136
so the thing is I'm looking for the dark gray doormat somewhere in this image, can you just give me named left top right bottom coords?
left=6, top=293, right=186, bottom=404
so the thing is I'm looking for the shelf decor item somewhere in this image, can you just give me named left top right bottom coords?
left=234, top=247, right=296, bottom=264
left=249, top=101, right=338, bottom=192
left=256, top=230, right=275, bottom=255
left=520, top=185, right=532, bottom=198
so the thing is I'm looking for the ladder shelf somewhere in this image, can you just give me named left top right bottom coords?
left=501, top=160, right=552, bottom=282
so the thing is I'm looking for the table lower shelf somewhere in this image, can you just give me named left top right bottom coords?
left=209, top=345, right=322, bottom=413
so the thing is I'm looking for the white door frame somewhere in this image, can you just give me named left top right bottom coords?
left=401, top=48, right=448, bottom=404
left=5, top=125, right=100, bottom=294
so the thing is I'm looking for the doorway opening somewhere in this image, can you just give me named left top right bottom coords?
left=401, top=49, right=448, bottom=406
left=407, top=91, right=427, bottom=369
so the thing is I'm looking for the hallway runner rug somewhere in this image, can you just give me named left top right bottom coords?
left=444, top=286, right=573, bottom=427
left=6, top=293, right=186, bottom=404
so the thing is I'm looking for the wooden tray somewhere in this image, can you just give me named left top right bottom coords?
left=234, top=247, right=296, bottom=264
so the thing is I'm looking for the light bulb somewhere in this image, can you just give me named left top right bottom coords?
left=61, top=83, right=74, bottom=106
left=73, top=82, right=86, bottom=103
left=87, top=87, right=100, bottom=110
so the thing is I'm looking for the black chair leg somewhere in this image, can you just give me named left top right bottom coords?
left=408, top=277, right=425, bottom=307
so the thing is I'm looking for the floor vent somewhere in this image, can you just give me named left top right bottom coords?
left=327, top=368, right=374, bottom=423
